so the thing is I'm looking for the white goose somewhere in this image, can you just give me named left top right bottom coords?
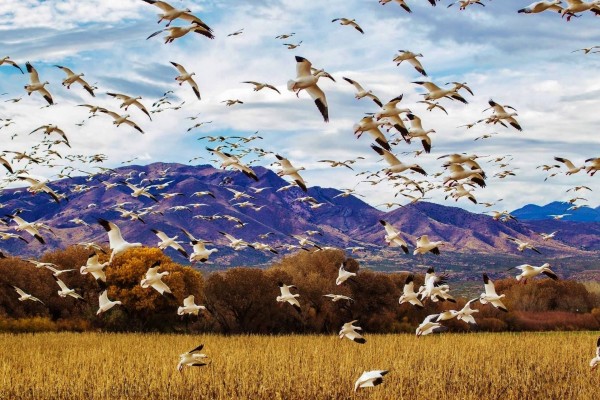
left=100, top=110, right=144, bottom=133
left=554, top=157, right=584, bottom=175
left=437, top=299, right=479, bottom=324
left=342, top=77, right=382, bottom=107
left=479, top=273, right=508, bottom=312
left=53, top=277, right=85, bottom=301
left=17, top=176, right=62, bottom=203
left=486, top=100, right=522, bottom=131
left=331, top=18, right=364, bottom=34
left=380, top=0, right=413, bottom=13
left=354, top=370, right=389, bottom=391
left=287, top=56, right=329, bottom=122
left=206, top=147, right=258, bottom=181
left=147, top=24, right=214, bottom=43
left=11, top=285, right=44, bottom=304
left=219, top=232, right=254, bottom=250
left=177, top=344, right=208, bottom=372
left=177, top=295, right=206, bottom=316
left=97, top=290, right=121, bottom=315
left=508, top=263, right=558, bottom=283
left=585, top=157, right=600, bottom=176
left=274, top=154, right=308, bottom=192
left=561, top=0, right=600, bottom=18
left=242, top=81, right=281, bottom=94
left=590, top=337, right=600, bottom=370
left=399, top=274, right=423, bottom=308
left=394, top=50, right=427, bottom=76
left=378, top=220, right=409, bottom=253
left=24, top=62, right=53, bottom=105
left=142, top=0, right=213, bottom=31
left=171, top=62, right=201, bottom=100
left=339, top=320, right=366, bottom=344
left=406, top=113, right=435, bottom=153
left=0, top=56, right=24, bottom=73
left=80, top=253, right=108, bottom=283
left=374, top=95, right=411, bottom=139
left=416, top=314, right=447, bottom=336
left=371, top=144, right=427, bottom=176
left=181, top=228, right=217, bottom=263
left=119, top=181, right=158, bottom=202
left=106, top=93, right=152, bottom=120
left=414, top=235, right=444, bottom=255
left=97, top=218, right=142, bottom=263
left=336, top=263, right=356, bottom=285
left=140, top=261, right=172, bottom=295
left=518, top=0, right=563, bottom=13
left=55, top=65, right=95, bottom=96
left=412, top=81, right=467, bottom=104
left=323, top=294, right=354, bottom=302
left=276, top=282, right=301, bottom=313
left=506, top=237, right=541, bottom=254
left=6, top=214, right=45, bottom=244
left=151, top=229, right=189, bottom=258
left=353, top=116, right=391, bottom=150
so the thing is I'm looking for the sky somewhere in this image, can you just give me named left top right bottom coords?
left=0, top=0, right=599, bottom=213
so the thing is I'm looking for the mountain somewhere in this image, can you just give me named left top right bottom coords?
left=1, top=162, right=599, bottom=279
left=511, top=202, right=600, bottom=222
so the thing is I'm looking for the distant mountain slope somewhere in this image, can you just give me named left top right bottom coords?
left=0, top=163, right=598, bottom=277
left=511, top=201, right=600, bottom=222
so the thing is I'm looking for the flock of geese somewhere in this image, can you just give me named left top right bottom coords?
left=1, top=0, right=600, bottom=391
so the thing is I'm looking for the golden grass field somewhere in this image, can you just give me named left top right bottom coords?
left=1, top=332, right=599, bottom=399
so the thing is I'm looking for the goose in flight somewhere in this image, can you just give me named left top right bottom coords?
left=54, top=276, right=85, bottom=301
left=0, top=232, right=28, bottom=243
left=80, top=253, right=108, bottom=283
left=418, top=100, right=447, bottom=114
left=336, top=263, right=356, bottom=285
left=323, top=294, right=354, bottom=302
left=479, top=273, right=508, bottom=312
left=177, top=295, right=206, bottom=316
left=5, top=214, right=45, bottom=244
left=406, top=113, right=435, bottom=153
left=438, top=299, right=479, bottom=324
left=119, top=181, right=158, bottom=202
left=142, top=0, right=213, bottom=31
left=379, top=0, right=413, bottom=13
left=561, top=0, right=600, bottom=18
left=242, top=81, right=281, bottom=94
left=354, top=370, right=389, bottom=391
left=276, top=33, right=295, bottom=39
left=181, top=228, right=217, bottom=263
left=206, top=147, right=258, bottom=181
left=11, top=285, right=44, bottom=304
left=222, top=99, right=243, bottom=106
left=276, top=282, right=301, bottom=313
left=283, top=41, right=302, bottom=49
left=0, top=155, right=14, bottom=173
left=507, top=237, right=541, bottom=254
left=24, top=62, right=53, bottom=105
left=419, top=267, right=455, bottom=303
left=17, top=176, right=62, bottom=203
left=275, top=154, right=308, bottom=192
left=486, top=100, right=522, bottom=131
left=0, top=56, right=24, bottom=73
left=591, top=337, right=600, bottom=370
left=170, top=62, right=201, bottom=100
left=412, top=81, right=467, bottom=103
left=226, top=188, right=254, bottom=200
left=97, top=218, right=143, bottom=263
left=342, top=77, right=382, bottom=107
left=572, top=46, right=600, bottom=54
left=379, top=220, right=409, bottom=253
left=374, top=95, right=411, bottom=139
left=353, top=116, right=391, bottom=151
left=147, top=24, right=214, bottom=42
left=585, top=157, right=600, bottom=176
left=540, top=231, right=557, bottom=241
left=100, top=110, right=144, bottom=133
left=399, top=274, right=424, bottom=308
left=151, top=229, right=189, bottom=258
left=29, top=124, right=70, bottom=147
left=518, top=0, right=563, bottom=13
left=416, top=314, right=447, bottom=336
left=177, top=344, right=208, bottom=372
left=287, top=56, right=329, bottom=122
left=448, top=0, right=486, bottom=9
left=554, top=157, right=584, bottom=175
left=55, top=65, right=95, bottom=96
left=219, top=231, right=254, bottom=250
left=394, top=50, right=427, bottom=76
left=141, top=261, right=172, bottom=295
left=106, top=93, right=152, bottom=120
left=371, top=144, right=427, bottom=176
left=97, top=290, right=122, bottom=315
left=331, top=18, right=364, bottom=34
left=339, top=320, right=366, bottom=344
left=508, top=263, right=558, bottom=282
left=414, top=235, right=444, bottom=255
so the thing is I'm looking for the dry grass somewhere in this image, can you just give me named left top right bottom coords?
left=0, top=332, right=599, bottom=399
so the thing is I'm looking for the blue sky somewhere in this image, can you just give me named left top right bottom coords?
left=0, top=0, right=599, bottom=212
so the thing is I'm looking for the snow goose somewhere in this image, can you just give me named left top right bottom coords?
left=283, top=41, right=302, bottom=49
left=147, top=24, right=214, bottom=42
left=0, top=232, right=28, bottom=243
left=336, top=262, right=356, bottom=285
left=354, top=370, right=389, bottom=391
left=438, top=299, right=479, bottom=324
left=414, top=235, right=445, bottom=255
left=323, top=294, right=354, bottom=302
left=100, top=110, right=144, bottom=133
left=97, top=290, right=121, bottom=315
left=142, top=0, right=213, bottom=31
left=413, top=81, right=467, bottom=103
left=0, top=56, right=24, bottom=73
left=206, top=147, right=258, bottom=181
left=419, top=267, right=455, bottom=303
left=448, top=0, right=486, bottom=10
left=17, top=176, right=62, bottom=203
left=339, top=320, right=366, bottom=344
left=342, top=77, right=382, bottom=107
left=380, top=0, right=413, bottom=12
left=554, top=157, right=584, bottom=175
left=170, top=62, right=201, bottom=99
left=177, top=344, right=208, bottom=372
left=479, top=273, right=508, bottom=312
left=416, top=313, right=447, bottom=336
left=508, top=263, right=558, bottom=282
left=378, top=220, right=409, bottom=253
left=151, top=229, right=189, bottom=258
left=276, top=282, right=301, bottom=313
left=29, top=124, right=70, bottom=147
left=406, top=113, right=435, bottom=153
left=506, top=237, right=541, bottom=254
left=11, top=285, right=44, bottom=304
left=287, top=56, right=329, bottom=122
left=572, top=46, right=600, bottom=54
left=219, top=231, right=254, bottom=250
left=585, top=157, right=600, bottom=175
left=394, top=50, right=427, bottom=76
left=53, top=277, right=85, bottom=301
left=44, top=265, right=76, bottom=277
left=561, top=0, right=600, bottom=17
left=80, top=253, right=108, bottom=283
left=55, top=65, right=95, bottom=96
left=181, top=228, right=217, bottom=263
left=0, top=155, right=14, bottom=173
left=590, top=337, right=600, bottom=370
left=443, top=164, right=486, bottom=188
left=354, top=116, right=391, bottom=150
left=417, top=100, right=447, bottom=114
left=399, top=274, right=423, bottom=307
left=141, top=261, right=172, bottom=295
left=242, top=81, right=281, bottom=94
left=97, top=218, right=142, bottom=263
left=374, top=95, right=411, bottom=138
left=518, top=0, right=563, bottom=13
left=276, top=33, right=295, bottom=39
left=331, top=18, right=364, bottom=34
left=487, top=100, right=522, bottom=131
left=24, top=62, right=53, bottom=105
left=119, top=181, right=158, bottom=202
left=371, top=144, right=427, bottom=176
left=106, top=93, right=152, bottom=120
left=5, top=214, right=45, bottom=244
left=274, top=154, right=308, bottom=192
left=177, top=295, right=206, bottom=315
